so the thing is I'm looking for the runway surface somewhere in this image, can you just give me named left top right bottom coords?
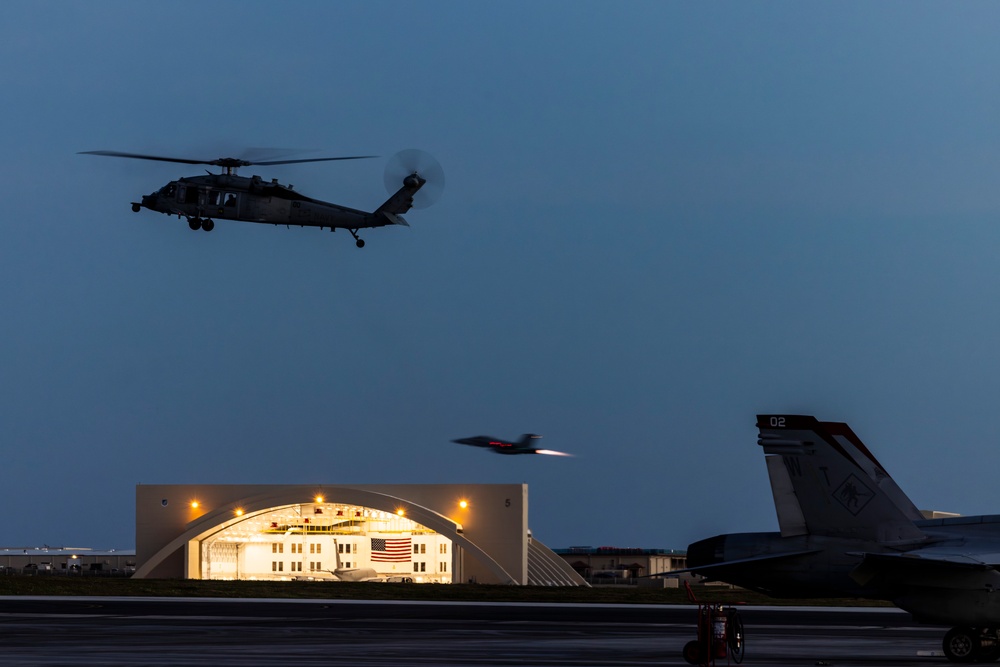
left=0, top=596, right=950, bottom=665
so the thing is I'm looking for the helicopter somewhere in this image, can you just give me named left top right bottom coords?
left=79, top=149, right=444, bottom=248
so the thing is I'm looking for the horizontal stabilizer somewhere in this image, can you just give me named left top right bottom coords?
left=381, top=212, right=409, bottom=227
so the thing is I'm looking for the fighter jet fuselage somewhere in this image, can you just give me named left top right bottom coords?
left=685, top=414, right=1000, bottom=663
left=452, top=434, right=544, bottom=455
left=451, top=434, right=572, bottom=457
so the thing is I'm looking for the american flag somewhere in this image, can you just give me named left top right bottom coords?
left=371, top=537, right=411, bottom=562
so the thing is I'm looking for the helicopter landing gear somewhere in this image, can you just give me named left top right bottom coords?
left=131, top=203, right=141, bottom=213
left=187, top=217, right=214, bottom=231
left=348, top=229, right=365, bottom=248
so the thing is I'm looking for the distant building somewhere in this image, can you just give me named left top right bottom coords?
left=553, top=546, right=686, bottom=582
left=0, top=547, right=135, bottom=575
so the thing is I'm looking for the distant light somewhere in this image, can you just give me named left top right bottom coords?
left=459, top=500, right=468, bottom=509
left=235, top=508, right=244, bottom=517
left=396, top=508, right=405, bottom=517
left=315, top=495, right=324, bottom=504
left=190, top=501, right=200, bottom=509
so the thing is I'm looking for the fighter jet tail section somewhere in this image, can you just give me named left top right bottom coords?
left=757, top=415, right=926, bottom=545
left=685, top=414, right=1000, bottom=659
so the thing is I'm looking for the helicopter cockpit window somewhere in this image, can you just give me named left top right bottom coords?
left=159, top=183, right=176, bottom=198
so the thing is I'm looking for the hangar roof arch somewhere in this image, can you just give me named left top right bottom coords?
left=134, top=486, right=517, bottom=583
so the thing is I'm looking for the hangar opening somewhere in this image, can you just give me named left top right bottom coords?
left=202, top=501, right=452, bottom=582
left=135, top=483, right=587, bottom=586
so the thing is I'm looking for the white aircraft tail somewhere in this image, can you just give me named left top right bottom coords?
left=757, top=415, right=926, bottom=544
left=333, top=538, right=342, bottom=569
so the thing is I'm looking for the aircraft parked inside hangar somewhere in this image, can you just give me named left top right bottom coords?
left=323, top=539, right=380, bottom=582
left=452, top=434, right=572, bottom=457
left=682, top=414, right=1000, bottom=663
left=293, top=539, right=380, bottom=583
left=79, top=148, right=444, bottom=248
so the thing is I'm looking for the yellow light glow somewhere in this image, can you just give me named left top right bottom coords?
left=315, top=495, right=324, bottom=504
left=396, top=508, right=405, bottom=516
left=235, top=508, right=244, bottom=517
left=459, top=500, right=468, bottom=509
left=190, top=501, right=200, bottom=509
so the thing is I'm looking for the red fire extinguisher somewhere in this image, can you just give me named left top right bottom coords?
left=711, top=613, right=728, bottom=658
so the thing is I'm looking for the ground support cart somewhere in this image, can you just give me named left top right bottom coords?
left=681, top=581, right=745, bottom=666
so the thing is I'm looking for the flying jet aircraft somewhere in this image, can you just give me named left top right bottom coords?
left=452, top=434, right=572, bottom=457
left=683, top=414, right=1000, bottom=663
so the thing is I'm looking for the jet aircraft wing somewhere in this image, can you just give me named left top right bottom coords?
left=848, top=550, right=1000, bottom=593
left=651, top=549, right=821, bottom=579
left=854, top=550, right=1000, bottom=568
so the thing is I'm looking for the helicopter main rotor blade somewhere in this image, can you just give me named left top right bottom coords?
left=79, top=151, right=378, bottom=168
left=253, top=156, right=377, bottom=165
left=78, top=150, right=211, bottom=165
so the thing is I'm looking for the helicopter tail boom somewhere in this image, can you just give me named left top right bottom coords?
left=375, top=178, right=423, bottom=218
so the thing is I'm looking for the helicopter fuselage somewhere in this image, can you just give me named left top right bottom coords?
left=137, top=173, right=392, bottom=232
left=82, top=148, right=436, bottom=248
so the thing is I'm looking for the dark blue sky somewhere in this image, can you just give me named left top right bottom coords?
left=4, top=2, right=1000, bottom=550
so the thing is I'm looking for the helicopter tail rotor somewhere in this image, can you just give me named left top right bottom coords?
left=383, top=149, right=445, bottom=209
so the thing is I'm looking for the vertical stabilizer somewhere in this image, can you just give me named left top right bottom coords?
left=756, top=415, right=925, bottom=544
left=765, top=454, right=808, bottom=537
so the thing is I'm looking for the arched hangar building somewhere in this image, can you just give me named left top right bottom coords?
left=135, top=483, right=586, bottom=586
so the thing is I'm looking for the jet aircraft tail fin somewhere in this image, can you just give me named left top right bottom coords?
left=518, top=434, right=540, bottom=447
left=757, top=415, right=926, bottom=544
